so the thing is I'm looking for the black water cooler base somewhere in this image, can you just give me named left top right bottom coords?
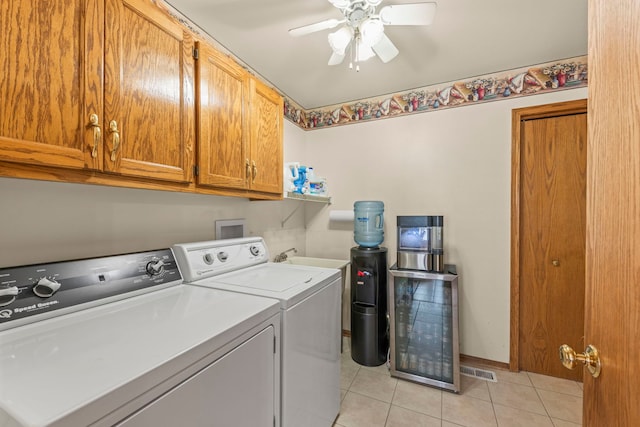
left=351, top=303, right=386, bottom=366
left=350, top=246, right=388, bottom=367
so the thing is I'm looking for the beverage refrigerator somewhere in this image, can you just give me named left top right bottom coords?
left=388, top=265, right=460, bottom=392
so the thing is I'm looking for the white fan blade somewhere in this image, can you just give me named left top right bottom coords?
left=372, top=33, right=399, bottom=63
left=289, top=18, right=343, bottom=37
left=328, top=51, right=345, bottom=65
left=379, top=2, right=437, bottom=26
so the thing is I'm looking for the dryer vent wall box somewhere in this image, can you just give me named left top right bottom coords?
left=216, top=219, right=246, bottom=239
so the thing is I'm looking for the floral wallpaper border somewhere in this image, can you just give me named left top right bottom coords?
left=155, top=1, right=587, bottom=132
left=284, top=55, right=588, bottom=130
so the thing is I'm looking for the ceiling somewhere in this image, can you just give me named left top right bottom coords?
left=164, top=0, right=588, bottom=109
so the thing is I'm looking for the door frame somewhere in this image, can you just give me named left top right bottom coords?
left=509, top=98, right=588, bottom=371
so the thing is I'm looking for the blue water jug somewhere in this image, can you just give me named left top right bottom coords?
left=354, top=201, right=384, bottom=247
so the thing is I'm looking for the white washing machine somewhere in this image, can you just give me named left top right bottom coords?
left=0, top=248, right=281, bottom=427
left=173, top=237, right=342, bottom=427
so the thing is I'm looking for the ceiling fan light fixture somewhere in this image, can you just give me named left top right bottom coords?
left=328, top=26, right=353, bottom=55
left=356, top=40, right=376, bottom=61
left=360, top=18, right=384, bottom=46
left=328, top=0, right=350, bottom=9
left=294, top=1, right=438, bottom=70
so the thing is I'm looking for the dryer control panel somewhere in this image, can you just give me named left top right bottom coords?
left=173, top=237, right=269, bottom=283
left=0, top=249, right=182, bottom=331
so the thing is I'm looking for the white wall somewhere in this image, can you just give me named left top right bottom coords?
left=0, top=120, right=309, bottom=267
left=0, top=91, right=589, bottom=364
left=300, top=88, right=588, bottom=363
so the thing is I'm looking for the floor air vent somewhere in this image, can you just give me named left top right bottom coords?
left=460, top=365, right=498, bottom=382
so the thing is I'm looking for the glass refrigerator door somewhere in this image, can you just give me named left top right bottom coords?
left=390, top=270, right=459, bottom=392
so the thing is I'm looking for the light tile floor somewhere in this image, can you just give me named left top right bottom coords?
left=334, top=339, right=583, bottom=427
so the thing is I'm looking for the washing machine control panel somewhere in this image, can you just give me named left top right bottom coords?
left=0, top=249, right=182, bottom=330
left=173, top=237, right=269, bottom=283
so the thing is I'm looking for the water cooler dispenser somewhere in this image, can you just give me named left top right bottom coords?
left=350, top=201, right=389, bottom=366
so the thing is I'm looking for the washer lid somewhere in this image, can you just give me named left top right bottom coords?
left=192, top=263, right=340, bottom=308
left=0, top=285, right=279, bottom=427
left=217, top=266, right=318, bottom=291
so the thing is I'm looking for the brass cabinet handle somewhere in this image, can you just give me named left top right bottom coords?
left=252, top=160, right=257, bottom=182
left=109, top=120, right=120, bottom=161
left=245, top=159, right=251, bottom=181
left=552, top=259, right=560, bottom=267
left=559, top=344, right=601, bottom=378
left=88, top=114, right=101, bottom=158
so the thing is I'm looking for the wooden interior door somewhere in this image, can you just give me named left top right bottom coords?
left=511, top=100, right=587, bottom=380
left=582, top=0, right=640, bottom=424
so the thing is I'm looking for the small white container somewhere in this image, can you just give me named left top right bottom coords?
left=309, top=177, right=327, bottom=195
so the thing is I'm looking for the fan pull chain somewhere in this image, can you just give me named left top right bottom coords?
left=356, top=34, right=360, bottom=72
left=349, top=40, right=354, bottom=70
left=353, top=35, right=360, bottom=72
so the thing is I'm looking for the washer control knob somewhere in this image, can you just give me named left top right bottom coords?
left=0, top=286, right=19, bottom=307
left=146, top=259, right=165, bottom=277
left=217, top=251, right=229, bottom=262
left=33, top=278, right=61, bottom=298
left=249, top=245, right=261, bottom=256
left=203, top=253, right=214, bottom=265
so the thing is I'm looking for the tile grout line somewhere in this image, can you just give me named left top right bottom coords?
left=479, top=378, right=500, bottom=427
left=527, top=371, right=585, bottom=397
left=341, top=351, right=581, bottom=427
left=526, top=371, right=553, bottom=419
left=346, top=388, right=395, bottom=406
left=383, top=379, right=399, bottom=427
left=490, top=392, right=500, bottom=426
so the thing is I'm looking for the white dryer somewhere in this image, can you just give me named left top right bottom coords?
left=173, top=237, right=342, bottom=427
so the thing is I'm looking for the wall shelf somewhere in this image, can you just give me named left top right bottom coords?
left=284, top=192, right=331, bottom=204
left=281, top=192, right=331, bottom=227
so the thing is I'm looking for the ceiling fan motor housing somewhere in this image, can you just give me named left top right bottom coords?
left=292, top=1, right=437, bottom=66
left=344, top=1, right=376, bottom=27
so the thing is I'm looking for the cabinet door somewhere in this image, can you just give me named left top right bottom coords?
left=0, top=0, right=103, bottom=170
left=249, top=79, right=283, bottom=194
left=104, top=0, right=194, bottom=183
left=196, top=43, right=250, bottom=190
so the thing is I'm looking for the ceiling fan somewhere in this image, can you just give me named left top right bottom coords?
left=289, top=0, right=437, bottom=70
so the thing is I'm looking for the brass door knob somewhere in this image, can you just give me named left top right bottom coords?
left=552, top=259, right=560, bottom=267
left=559, top=344, right=601, bottom=378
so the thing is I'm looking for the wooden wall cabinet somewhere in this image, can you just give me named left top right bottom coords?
left=0, top=0, right=194, bottom=184
left=103, top=0, right=194, bottom=183
left=196, top=42, right=283, bottom=196
left=1, top=0, right=282, bottom=199
left=0, top=0, right=103, bottom=171
left=248, top=78, right=283, bottom=195
left=196, top=43, right=250, bottom=190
